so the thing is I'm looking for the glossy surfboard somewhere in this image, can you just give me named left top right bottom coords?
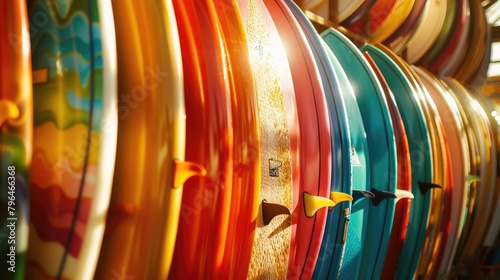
left=263, top=0, right=337, bottom=278
left=436, top=0, right=470, bottom=76
left=0, top=1, right=32, bottom=279
left=95, top=0, right=204, bottom=279
left=426, top=0, right=467, bottom=74
left=363, top=50, right=413, bottom=280
left=383, top=0, right=427, bottom=53
left=423, top=0, right=460, bottom=64
left=285, top=3, right=353, bottom=279
left=323, top=30, right=397, bottom=280
left=320, top=39, right=372, bottom=280
left=476, top=97, right=500, bottom=249
left=352, top=0, right=415, bottom=43
left=405, top=0, right=448, bottom=64
left=26, top=0, right=118, bottom=279
left=239, top=0, right=296, bottom=278
left=428, top=77, right=470, bottom=279
left=341, top=0, right=377, bottom=27
left=362, top=44, right=433, bottom=280
left=307, top=0, right=364, bottom=23
left=168, top=0, right=239, bottom=279
left=213, top=1, right=262, bottom=278
left=446, top=79, right=496, bottom=263
left=453, top=0, right=487, bottom=84
left=412, top=67, right=451, bottom=278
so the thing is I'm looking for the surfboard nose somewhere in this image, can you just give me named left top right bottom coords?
left=173, top=160, right=207, bottom=188
left=0, top=100, right=19, bottom=127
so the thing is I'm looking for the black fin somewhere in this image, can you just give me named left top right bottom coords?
left=261, top=199, right=291, bottom=226
left=352, top=189, right=375, bottom=203
left=418, top=181, right=442, bottom=195
left=371, top=188, right=397, bottom=206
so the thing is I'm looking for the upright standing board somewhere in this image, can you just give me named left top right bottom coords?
left=263, top=0, right=336, bottom=278
left=27, top=0, right=118, bottom=279
left=239, top=0, right=296, bottom=278
left=361, top=44, right=433, bottom=280
left=0, top=1, right=32, bottom=279
left=169, top=0, right=235, bottom=279
left=285, top=2, right=353, bottom=279
left=323, top=29, right=397, bottom=280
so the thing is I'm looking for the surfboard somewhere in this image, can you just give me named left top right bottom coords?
left=285, top=3, right=353, bottom=279
left=436, top=0, right=470, bottom=76
left=446, top=79, right=496, bottom=263
left=453, top=0, right=487, bottom=84
left=426, top=0, right=467, bottom=75
left=382, top=0, right=427, bottom=53
left=404, top=0, right=448, bottom=64
left=426, top=77, right=470, bottom=279
left=441, top=78, right=481, bottom=269
left=322, top=30, right=397, bottom=280
left=361, top=44, right=434, bottom=280
left=26, top=0, right=118, bottom=279
left=348, top=0, right=397, bottom=40
left=423, top=0, right=460, bottom=65
left=363, top=50, right=413, bottom=280
left=95, top=1, right=203, bottom=279
left=467, top=23, right=492, bottom=91
left=307, top=0, right=365, bottom=23
left=263, top=0, right=342, bottom=278
left=352, top=0, right=415, bottom=43
left=212, top=1, right=263, bottom=279
left=476, top=97, right=500, bottom=249
left=167, top=0, right=239, bottom=279
left=341, top=0, right=376, bottom=27
left=238, top=0, right=295, bottom=278
left=0, top=1, right=32, bottom=278
left=412, top=67, right=452, bottom=278
left=320, top=39, right=372, bottom=280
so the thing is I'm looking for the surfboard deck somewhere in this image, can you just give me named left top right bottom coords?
left=169, top=0, right=235, bottom=279
left=263, top=0, right=334, bottom=278
left=238, top=0, right=295, bottom=278
left=361, top=44, right=433, bottom=280
left=96, top=0, right=212, bottom=279
left=213, top=1, right=262, bottom=279
left=0, top=1, right=32, bottom=279
left=26, top=0, right=118, bottom=279
left=320, top=39, right=371, bottom=280
left=323, top=30, right=397, bottom=280
left=285, top=3, right=352, bottom=279
left=363, top=50, right=413, bottom=280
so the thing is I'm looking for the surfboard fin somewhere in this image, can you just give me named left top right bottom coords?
left=328, top=192, right=353, bottom=210
left=467, top=175, right=481, bottom=185
left=303, top=192, right=335, bottom=218
left=0, top=100, right=19, bottom=128
left=261, top=200, right=291, bottom=226
left=418, top=181, right=442, bottom=195
left=371, top=188, right=397, bottom=206
left=352, top=190, right=375, bottom=203
left=395, top=189, right=414, bottom=203
left=173, top=160, right=206, bottom=188
left=104, top=202, right=135, bottom=237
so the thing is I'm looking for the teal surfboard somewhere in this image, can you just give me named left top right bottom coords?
left=322, top=29, right=397, bottom=280
left=360, top=44, right=434, bottom=280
